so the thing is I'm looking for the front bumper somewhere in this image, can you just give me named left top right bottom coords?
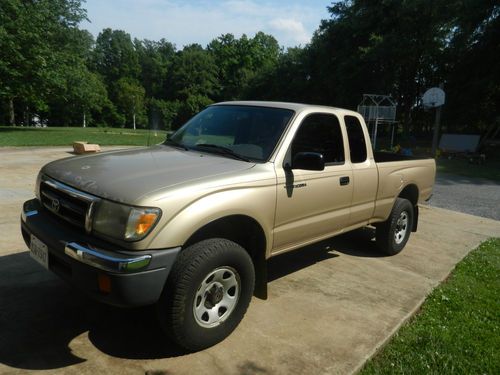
left=21, top=199, right=181, bottom=307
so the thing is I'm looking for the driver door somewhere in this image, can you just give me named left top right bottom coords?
left=273, top=112, right=353, bottom=253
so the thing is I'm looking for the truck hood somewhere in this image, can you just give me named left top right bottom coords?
left=42, top=145, right=255, bottom=204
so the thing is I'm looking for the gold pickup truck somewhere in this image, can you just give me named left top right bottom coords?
left=21, top=101, right=435, bottom=350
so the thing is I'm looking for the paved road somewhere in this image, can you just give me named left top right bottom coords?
left=1, top=147, right=499, bottom=375
left=426, top=174, right=500, bottom=221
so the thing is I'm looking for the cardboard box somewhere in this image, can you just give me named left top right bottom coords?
left=73, top=141, right=101, bottom=154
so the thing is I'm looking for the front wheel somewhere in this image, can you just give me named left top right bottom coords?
left=157, top=238, right=255, bottom=351
left=376, top=198, right=414, bottom=255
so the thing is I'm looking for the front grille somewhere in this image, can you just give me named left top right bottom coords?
left=40, top=178, right=98, bottom=232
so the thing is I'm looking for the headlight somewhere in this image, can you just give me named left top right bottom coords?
left=93, top=200, right=161, bottom=241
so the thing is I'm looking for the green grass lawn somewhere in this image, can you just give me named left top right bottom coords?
left=0, top=126, right=167, bottom=146
left=360, top=238, right=500, bottom=375
left=436, top=158, right=500, bottom=182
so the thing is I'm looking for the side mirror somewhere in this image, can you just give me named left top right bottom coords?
left=291, top=152, right=325, bottom=171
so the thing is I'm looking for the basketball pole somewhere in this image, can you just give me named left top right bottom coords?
left=431, top=83, right=444, bottom=157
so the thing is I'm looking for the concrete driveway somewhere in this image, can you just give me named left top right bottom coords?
left=1, top=147, right=499, bottom=375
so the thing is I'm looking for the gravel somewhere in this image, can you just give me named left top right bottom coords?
left=425, top=173, right=500, bottom=221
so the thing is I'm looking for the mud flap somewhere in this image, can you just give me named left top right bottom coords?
left=253, top=251, right=268, bottom=300
left=412, top=205, right=419, bottom=232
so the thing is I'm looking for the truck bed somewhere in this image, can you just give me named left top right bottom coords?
left=374, top=151, right=433, bottom=163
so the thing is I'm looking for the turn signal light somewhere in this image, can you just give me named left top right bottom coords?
left=98, top=274, right=111, bottom=294
left=135, top=213, right=158, bottom=235
left=125, top=208, right=161, bottom=241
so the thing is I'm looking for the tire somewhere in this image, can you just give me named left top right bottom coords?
left=157, top=238, right=255, bottom=351
left=376, top=198, right=414, bottom=255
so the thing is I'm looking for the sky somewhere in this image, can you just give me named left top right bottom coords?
left=81, top=0, right=332, bottom=48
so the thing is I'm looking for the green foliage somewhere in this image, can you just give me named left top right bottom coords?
left=248, top=47, right=311, bottom=101
left=0, top=0, right=497, bottom=136
left=443, top=2, right=500, bottom=133
left=168, top=44, right=218, bottom=100
left=360, top=238, right=500, bottom=374
left=135, top=39, right=175, bottom=99
left=327, top=0, right=499, bottom=134
left=173, top=94, right=213, bottom=129
left=164, top=44, right=218, bottom=126
left=0, top=0, right=88, bottom=122
left=208, top=32, right=280, bottom=100
left=93, top=28, right=140, bottom=84
left=114, top=78, right=146, bottom=128
left=147, top=98, right=180, bottom=131
left=46, top=60, right=108, bottom=126
left=95, top=100, right=125, bottom=128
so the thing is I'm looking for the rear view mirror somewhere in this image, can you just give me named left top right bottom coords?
left=292, top=152, right=325, bottom=171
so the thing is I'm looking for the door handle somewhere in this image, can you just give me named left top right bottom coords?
left=339, top=176, right=350, bottom=186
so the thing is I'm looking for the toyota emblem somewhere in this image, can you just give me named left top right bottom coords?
left=51, top=198, right=60, bottom=212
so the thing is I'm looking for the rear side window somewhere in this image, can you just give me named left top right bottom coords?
left=292, top=113, right=345, bottom=164
left=345, top=115, right=367, bottom=163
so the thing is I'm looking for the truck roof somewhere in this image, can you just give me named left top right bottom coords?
left=213, top=101, right=361, bottom=117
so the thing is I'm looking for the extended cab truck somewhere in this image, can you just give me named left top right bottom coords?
left=21, top=102, right=435, bottom=350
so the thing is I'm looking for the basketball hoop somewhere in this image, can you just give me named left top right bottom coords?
left=422, top=87, right=445, bottom=108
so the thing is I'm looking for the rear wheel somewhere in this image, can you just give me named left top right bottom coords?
left=376, top=198, right=414, bottom=255
left=157, top=238, right=255, bottom=351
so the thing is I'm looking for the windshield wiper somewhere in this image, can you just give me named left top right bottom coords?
left=195, top=144, right=251, bottom=162
left=164, top=139, right=189, bottom=151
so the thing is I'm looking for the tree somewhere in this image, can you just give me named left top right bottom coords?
left=443, top=1, right=500, bottom=132
left=208, top=32, right=280, bottom=100
left=168, top=44, right=218, bottom=100
left=248, top=47, right=312, bottom=102
left=46, top=62, right=108, bottom=127
left=147, top=98, right=179, bottom=130
left=306, top=0, right=451, bottom=135
left=114, top=78, right=146, bottom=129
left=42, top=27, right=110, bottom=127
left=297, top=0, right=499, bottom=136
left=0, top=0, right=87, bottom=125
left=1, top=0, right=496, bottom=136
left=92, top=28, right=140, bottom=85
left=165, top=44, right=218, bottom=126
left=135, top=38, right=176, bottom=99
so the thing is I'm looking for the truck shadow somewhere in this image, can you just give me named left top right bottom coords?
left=0, top=232, right=385, bottom=369
left=269, top=227, right=385, bottom=282
left=0, top=252, right=184, bottom=370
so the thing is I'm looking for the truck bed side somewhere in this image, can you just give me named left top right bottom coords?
left=371, top=154, right=436, bottom=223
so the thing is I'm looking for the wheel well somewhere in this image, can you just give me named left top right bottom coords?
left=184, top=215, right=268, bottom=299
left=399, top=184, right=419, bottom=207
left=398, top=184, right=419, bottom=231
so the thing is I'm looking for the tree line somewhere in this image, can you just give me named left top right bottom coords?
left=1, top=0, right=498, bottom=136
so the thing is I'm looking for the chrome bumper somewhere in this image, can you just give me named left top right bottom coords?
left=64, top=242, right=152, bottom=273
left=21, top=200, right=39, bottom=222
left=22, top=198, right=181, bottom=306
left=23, top=199, right=152, bottom=274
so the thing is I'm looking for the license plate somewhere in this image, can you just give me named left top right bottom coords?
left=30, top=234, right=49, bottom=269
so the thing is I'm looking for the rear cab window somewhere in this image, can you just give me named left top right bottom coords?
left=344, top=115, right=367, bottom=163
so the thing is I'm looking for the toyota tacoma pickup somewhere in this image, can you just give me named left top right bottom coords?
left=21, top=101, right=435, bottom=350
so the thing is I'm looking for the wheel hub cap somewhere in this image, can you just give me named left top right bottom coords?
left=193, top=267, right=241, bottom=328
left=206, top=285, right=224, bottom=307
left=394, top=210, right=408, bottom=244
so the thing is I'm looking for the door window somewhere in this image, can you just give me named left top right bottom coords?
left=291, top=113, right=345, bottom=165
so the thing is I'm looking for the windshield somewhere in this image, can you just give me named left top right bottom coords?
left=168, top=105, right=294, bottom=162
